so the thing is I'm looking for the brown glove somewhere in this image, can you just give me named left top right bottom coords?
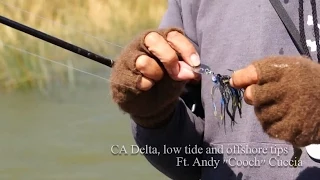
left=251, top=55, right=320, bottom=147
left=109, top=28, right=186, bottom=129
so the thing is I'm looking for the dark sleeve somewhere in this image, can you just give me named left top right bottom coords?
left=131, top=99, right=205, bottom=180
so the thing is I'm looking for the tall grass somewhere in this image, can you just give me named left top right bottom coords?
left=0, top=0, right=167, bottom=92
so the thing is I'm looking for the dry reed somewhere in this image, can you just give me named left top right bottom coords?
left=0, top=0, right=167, bottom=92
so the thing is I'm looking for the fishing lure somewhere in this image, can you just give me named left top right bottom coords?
left=193, top=64, right=244, bottom=131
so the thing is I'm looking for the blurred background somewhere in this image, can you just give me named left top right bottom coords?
left=0, top=0, right=168, bottom=179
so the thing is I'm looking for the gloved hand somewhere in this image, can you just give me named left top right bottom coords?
left=231, top=55, right=320, bottom=147
left=109, top=27, right=201, bottom=128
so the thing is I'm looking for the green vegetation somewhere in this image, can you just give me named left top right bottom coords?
left=0, top=0, right=166, bottom=92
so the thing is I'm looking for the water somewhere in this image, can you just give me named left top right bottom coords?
left=0, top=69, right=166, bottom=180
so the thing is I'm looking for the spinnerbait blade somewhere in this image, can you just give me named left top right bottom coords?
left=193, top=64, right=244, bottom=131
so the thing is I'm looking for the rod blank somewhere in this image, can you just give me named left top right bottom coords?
left=0, top=15, right=114, bottom=68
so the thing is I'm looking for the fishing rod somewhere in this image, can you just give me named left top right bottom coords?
left=0, top=15, right=114, bottom=68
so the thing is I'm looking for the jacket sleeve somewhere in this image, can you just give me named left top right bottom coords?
left=130, top=1, right=205, bottom=179
left=132, top=99, right=205, bottom=180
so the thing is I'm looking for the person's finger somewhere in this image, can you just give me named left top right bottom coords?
left=175, top=61, right=200, bottom=80
left=136, top=55, right=164, bottom=81
left=230, top=65, right=258, bottom=88
left=166, top=31, right=201, bottom=67
left=137, top=76, right=154, bottom=91
left=144, top=32, right=180, bottom=77
left=244, top=85, right=254, bottom=105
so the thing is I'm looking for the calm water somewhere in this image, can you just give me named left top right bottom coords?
left=0, top=69, right=166, bottom=180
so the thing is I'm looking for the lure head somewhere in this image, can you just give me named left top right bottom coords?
left=192, top=64, right=213, bottom=75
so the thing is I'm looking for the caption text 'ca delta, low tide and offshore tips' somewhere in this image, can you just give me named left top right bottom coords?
left=110, top=144, right=303, bottom=168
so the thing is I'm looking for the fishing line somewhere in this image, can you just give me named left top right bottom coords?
left=0, top=14, right=140, bottom=91
left=0, top=1, right=134, bottom=89
left=0, top=40, right=137, bottom=91
left=0, top=40, right=109, bottom=82
left=0, top=0, right=124, bottom=49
